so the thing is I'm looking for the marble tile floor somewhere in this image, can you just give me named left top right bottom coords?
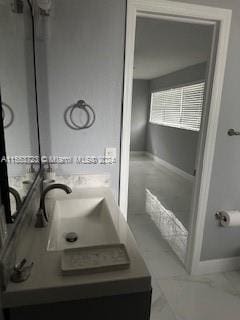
left=128, top=154, right=191, bottom=261
left=127, top=154, right=240, bottom=319
left=128, top=154, right=193, bottom=230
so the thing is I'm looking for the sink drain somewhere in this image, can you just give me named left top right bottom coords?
left=65, top=232, right=78, bottom=243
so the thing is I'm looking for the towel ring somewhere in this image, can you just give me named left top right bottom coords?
left=64, top=100, right=95, bottom=130
left=2, top=102, right=14, bottom=129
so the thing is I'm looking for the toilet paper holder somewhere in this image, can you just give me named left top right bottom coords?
left=215, top=211, right=227, bottom=223
left=215, top=210, right=240, bottom=227
left=227, top=128, right=240, bottom=136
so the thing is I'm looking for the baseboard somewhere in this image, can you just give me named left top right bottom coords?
left=144, top=152, right=194, bottom=182
left=194, top=256, right=240, bottom=275
left=130, top=151, right=147, bottom=157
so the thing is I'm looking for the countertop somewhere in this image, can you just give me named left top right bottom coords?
left=2, top=188, right=151, bottom=308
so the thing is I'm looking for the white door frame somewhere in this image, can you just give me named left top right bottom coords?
left=119, top=0, right=232, bottom=274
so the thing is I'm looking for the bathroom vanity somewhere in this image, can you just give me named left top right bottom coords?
left=1, top=188, right=152, bottom=320
left=0, top=2, right=151, bottom=319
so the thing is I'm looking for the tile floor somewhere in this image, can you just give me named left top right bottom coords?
left=127, top=154, right=240, bottom=320
left=128, top=154, right=192, bottom=261
left=128, top=154, right=193, bottom=229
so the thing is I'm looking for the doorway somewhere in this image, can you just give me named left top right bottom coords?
left=120, top=0, right=231, bottom=275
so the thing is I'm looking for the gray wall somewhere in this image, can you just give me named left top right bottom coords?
left=130, top=80, right=149, bottom=151
left=40, top=0, right=240, bottom=261
left=0, top=1, right=38, bottom=176
left=146, top=63, right=207, bottom=175
left=150, top=62, right=207, bottom=91
left=169, top=0, right=240, bottom=260
left=35, top=15, right=52, bottom=156
left=147, top=125, right=199, bottom=175
left=40, top=0, right=125, bottom=198
left=134, top=18, right=212, bottom=79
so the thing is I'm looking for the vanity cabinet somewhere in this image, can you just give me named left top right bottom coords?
left=2, top=189, right=152, bottom=320
left=4, top=290, right=152, bottom=320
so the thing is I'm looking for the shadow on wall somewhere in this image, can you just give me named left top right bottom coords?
left=130, top=80, right=150, bottom=152
left=147, top=124, right=199, bottom=176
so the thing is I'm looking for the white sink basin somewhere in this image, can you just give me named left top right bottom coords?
left=47, top=197, right=119, bottom=251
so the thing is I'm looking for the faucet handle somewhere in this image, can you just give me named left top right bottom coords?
left=14, top=258, right=27, bottom=273
left=11, top=258, right=34, bottom=283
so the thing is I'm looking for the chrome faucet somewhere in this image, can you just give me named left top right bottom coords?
left=9, top=187, right=22, bottom=221
left=35, top=183, right=72, bottom=228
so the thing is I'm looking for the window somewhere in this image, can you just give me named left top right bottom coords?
left=150, top=82, right=205, bottom=131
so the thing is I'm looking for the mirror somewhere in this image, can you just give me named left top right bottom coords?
left=0, top=0, right=40, bottom=222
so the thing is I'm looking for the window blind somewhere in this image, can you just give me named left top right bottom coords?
left=150, top=82, right=205, bottom=131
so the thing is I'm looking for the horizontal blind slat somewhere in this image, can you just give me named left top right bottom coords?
left=150, top=81, right=205, bottom=131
